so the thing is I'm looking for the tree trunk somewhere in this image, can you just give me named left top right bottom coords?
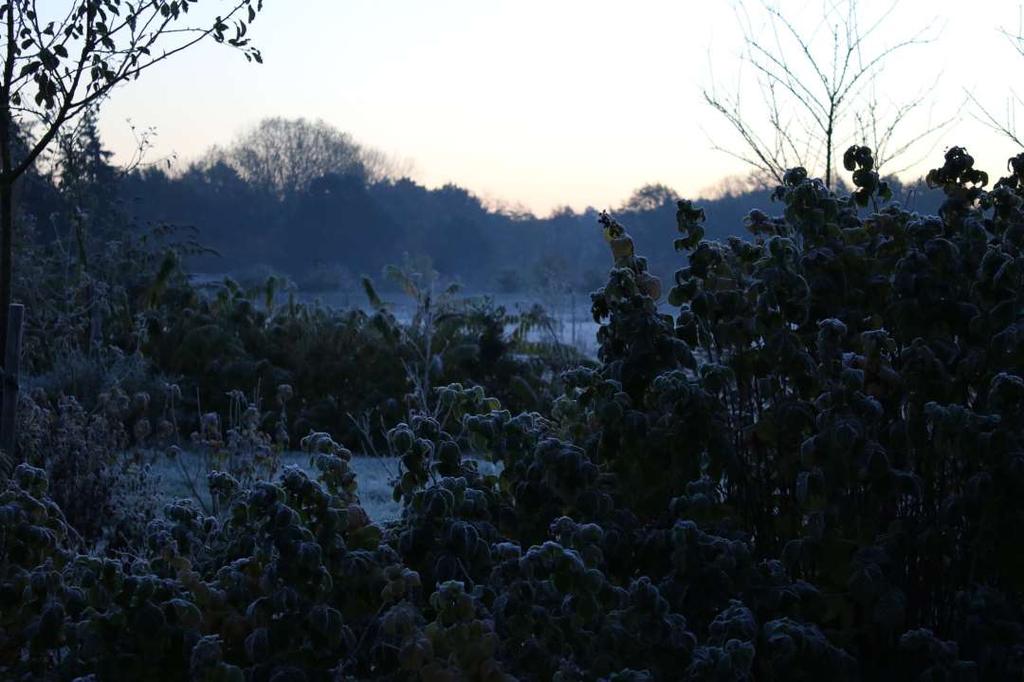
left=825, top=102, right=836, bottom=190
left=0, top=176, right=11, bottom=355
left=0, top=302, right=23, bottom=462
left=825, top=128, right=834, bottom=189
left=0, top=1, right=13, bottom=358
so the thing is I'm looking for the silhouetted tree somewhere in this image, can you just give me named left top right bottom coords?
left=704, top=0, right=942, bottom=187
left=0, top=0, right=264, bottom=351
left=205, top=118, right=398, bottom=198
left=285, top=170, right=401, bottom=273
left=53, top=107, right=122, bottom=249
left=118, top=128, right=947, bottom=292
left=619, top=183, right=680, bottom=212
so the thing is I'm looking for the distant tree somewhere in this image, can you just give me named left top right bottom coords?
left=122, top=157, right=276, bottom=271
left=53, top=106, right=122, bottom=247
left=619, top=183, right=679, bottom=212
left=704, top=0, right=945, bottom=188
left=207, top=118, right=398, bottom=198
left=0, top=0, right=265, bottom=350
left=697, top=172, right=768, bottom=200
left=284, top=169, right=401, bottom=273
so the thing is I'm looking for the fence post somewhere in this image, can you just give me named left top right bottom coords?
left=1, top=303, right=24, bottom=463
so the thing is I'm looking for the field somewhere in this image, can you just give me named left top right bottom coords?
left=307, top=290, right=604, bottom=357
left=192, top=273, right=607, bottom=357
left=149, top=451, right=501, bottom=524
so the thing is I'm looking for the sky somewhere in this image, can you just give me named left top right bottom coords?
left=95, top=0, right=1024, bottom=216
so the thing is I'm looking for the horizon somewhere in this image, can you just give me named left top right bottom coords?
left=97, top=0, right=1023, bottom=216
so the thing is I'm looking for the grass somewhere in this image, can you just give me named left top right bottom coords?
left=147, top=450, right=502, bottom=524
left=150, top=450, right=404, bottom=523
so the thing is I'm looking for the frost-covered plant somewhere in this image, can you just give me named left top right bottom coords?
left=15, top=387, right=161, bottom=549
left=7, top=145, right=1024, bottom=681
left=169, top=383, right=291, bottom=515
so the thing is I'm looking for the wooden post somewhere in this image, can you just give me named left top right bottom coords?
left=1, top=303, right=24, bottom=462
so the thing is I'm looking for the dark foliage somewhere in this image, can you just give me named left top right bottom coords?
left=4, top=146, right=1024, bottom=680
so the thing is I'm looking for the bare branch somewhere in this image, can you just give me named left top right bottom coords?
left=975, top=7, right=1024, bottom=146
left=704, top=0, right=941, bottom=187
left=967, top=89, right=1024, bottom=150
left=0, top=0, right=263, bottom=182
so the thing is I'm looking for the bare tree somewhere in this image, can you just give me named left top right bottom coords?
left=704, top=0, right=943, bottom=188
left=968, top=7, right=1024, bottom=148
left=0, top=0, right=265, bottom=351
left=854, top=77, right=958, bottom=178
left=205, top=117, right=406, bottom=198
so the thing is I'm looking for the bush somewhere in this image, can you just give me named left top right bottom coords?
left=5, top=145, right=1024, bottom=680
left=16, top=387, right=161, bottom=550
left=26, top=346, right=159, bottom=412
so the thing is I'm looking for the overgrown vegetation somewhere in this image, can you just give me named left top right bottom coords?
left=4, top=144, right=1024, bottom=679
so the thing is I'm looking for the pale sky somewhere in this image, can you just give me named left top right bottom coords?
left=96, top=0, right=1023, bottom=216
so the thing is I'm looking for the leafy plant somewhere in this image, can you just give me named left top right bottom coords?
left=7, top=144, right=1024, bottom=681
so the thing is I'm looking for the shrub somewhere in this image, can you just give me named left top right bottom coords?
left=26, top=346, right=159, bottom=412
left=16, top=387, right=161, bottom=550
left=5, top=145, right=1024, bottom=680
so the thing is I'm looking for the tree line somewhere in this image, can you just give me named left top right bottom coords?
left=19, top=115, right=944, bottom=297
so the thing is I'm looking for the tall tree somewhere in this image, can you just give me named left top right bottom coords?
left=205, top=117, right=398, bottom=199
left=0, top=0, right=265, bottom=350
left=703, top=0, right=943, bottom=188
left=55, top=107, right=121, bottom=246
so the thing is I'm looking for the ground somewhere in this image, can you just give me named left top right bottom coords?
left=150, top=451, right=404, bottom=523
left=149, top=451, right=500, bottom=524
